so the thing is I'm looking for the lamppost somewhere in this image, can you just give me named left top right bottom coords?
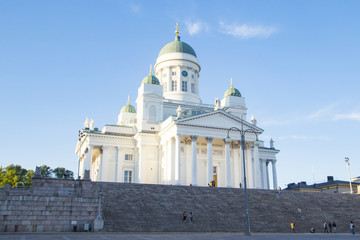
left=77, top=130, right=86, bottom=180
left=345, top=157, right=353, bottom=194
left=226, top=122, right=259, bottom=236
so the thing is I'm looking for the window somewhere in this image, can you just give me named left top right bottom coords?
left=172, top=71, right=176, bottom=76
left=181, top=81, right=187, bottom=92
left=213, top=167, right=217, bottom=174
left=124, top=170, right=132, bottom=183
left=191, top=83, right=195, bottom=93
left=125, top=154, right=133, bottom=161
left=149, top=105, right=156, bottom=121
left=172, top=81, right=177, bottom=91
left=191, top=74, right=194, bottom=79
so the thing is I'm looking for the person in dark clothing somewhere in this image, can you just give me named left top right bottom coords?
left=328, top=222, right=332, bottom=233
left=332, top=221, right=337, bottom=233
left=350, top=221, right=355, bottom=235
left=189, top=211, right=193, bottom=223
left=182, top=211, right=187, bottom=223
left=324, top=221, right=329, bottom=233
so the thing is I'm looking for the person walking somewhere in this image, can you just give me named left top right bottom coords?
left=189, top=211, right=193, bottom=223
left=332, top=221, right=337, bottom=233
left=182, top=211, right=187, bottom=223
left=324, top=221, right=329, bottom=233
left=290, top=221, right=295, bottom=233
left=328, top=222, right=332, bottom=233
left=350, top=221, right=355, bottom=235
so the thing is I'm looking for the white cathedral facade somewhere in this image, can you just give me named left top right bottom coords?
left=76, top=27, right=279, bottom=189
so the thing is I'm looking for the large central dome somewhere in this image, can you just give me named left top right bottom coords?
left=158, top=35, right=197, bottom=57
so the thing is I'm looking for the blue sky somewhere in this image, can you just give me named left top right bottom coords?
left=1, top=0, right=359, bottom=188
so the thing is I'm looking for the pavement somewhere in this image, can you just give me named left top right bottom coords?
left=0, top=233, right=359, bottom=240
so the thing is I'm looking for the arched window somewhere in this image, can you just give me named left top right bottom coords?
left=149, top=105, right=157, bottom=121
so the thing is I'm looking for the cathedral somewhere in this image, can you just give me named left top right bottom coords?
left=75, top=25, right=279, bottom=189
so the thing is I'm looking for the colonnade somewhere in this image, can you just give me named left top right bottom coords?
left=80, top=145, right=123, bottom=182
left=161, top=134, right=278, bottom=189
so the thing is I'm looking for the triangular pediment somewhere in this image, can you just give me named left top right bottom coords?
left=175, top=110, right=263, bottom=133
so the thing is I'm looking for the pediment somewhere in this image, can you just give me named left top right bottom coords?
left=175, top=110, right=263, bottom=133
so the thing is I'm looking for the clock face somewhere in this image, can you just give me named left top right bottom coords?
left=182, top=70, right=188, bottom=77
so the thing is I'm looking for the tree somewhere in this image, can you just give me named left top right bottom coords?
left=0, top=165, right=34, bottom=187
left=52, top=167, right=74, bottom=179
left=40, top=165, right=52, bottom=178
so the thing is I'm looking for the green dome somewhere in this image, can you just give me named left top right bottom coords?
left=121, top=103, right=136, bottom=113
left=142, top=74, right=160, bottom=85
left=224, top=86, right=241, bottom=98
left=158, top=35, right=197, bottom=58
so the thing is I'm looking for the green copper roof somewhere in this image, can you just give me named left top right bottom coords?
left=224, top=86, right=241, bottom=98
left=121, top=103, right=136, bottom=113
left=142, top=74, right=160, bottom=85
left=158, top=35, right=197, bottom=58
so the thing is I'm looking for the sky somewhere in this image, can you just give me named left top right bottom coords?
left=1, top=0, right=359, bottom=188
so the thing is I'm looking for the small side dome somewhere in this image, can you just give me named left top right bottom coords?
left=121, top=96, right=136, bottom=113
left=142, top=74, right=160, bottom=85
left=224, top=78, right=241, bottom=98
left=142, top=65, right=160, bottom=85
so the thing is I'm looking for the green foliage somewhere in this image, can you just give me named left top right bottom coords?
left=0, top=164, right=74, bottom=188
left=40, top=165, right=52, bottom=178
left=0, top=165, right=34, bottom=188
left=52, top=167, right=74, bottom=179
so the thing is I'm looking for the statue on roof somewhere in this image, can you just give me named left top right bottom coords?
left=84, top=117, right=89, bottom=129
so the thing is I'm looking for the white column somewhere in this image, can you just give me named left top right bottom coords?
left=272, top=160, right=278, bottom=190
left=185, top=138, right=192, bottom=185
left=84, top=145, right=93, bottom=178
left=253, top=142, right=261, bottom=189
left=259, top=158, right=264, bottom=189
left=233, top=141, right=240, bottom=188
left=246, top=145, right=253, bottom=188
left=138, top=145, right=142, bottom=183
left=206, top=137, right=213, bottom=184
left=171, top=138, right=175, bottom=184
left=117, top=147, right=122, bottom=182
left=98, top=147, right=103, bottom=181
left=225, top=138, right=231, bottom=188
left=114, top=146, right=119, bottom=182
left=175, top=134, right=181, bottom=185
left=240, top=142, right=244, bottom=187
left=100, top=146, right=110, bottom=181
left=191, top=135, right=198, bottom=186
left=266, top=160, right=270, bottom=189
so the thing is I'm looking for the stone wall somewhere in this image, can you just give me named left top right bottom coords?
left=1, top=178, right=359, bottom=233
left=0, top=178, right=99, bottom=232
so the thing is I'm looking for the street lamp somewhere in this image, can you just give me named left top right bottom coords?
left=226, top=122, right=259, bottom=236
left=77, top=130, right=86, bottom=180
left=345, top=157, right=353, bottom=194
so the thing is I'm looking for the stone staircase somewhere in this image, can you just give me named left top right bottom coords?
left=1, top=179, right=359, bottom=233
left=97, top=182, right=360, bottom=233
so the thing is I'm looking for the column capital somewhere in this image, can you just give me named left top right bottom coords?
left=191, top=135, right=198, bottom=141
left=206, top=137, right=213, bottom=143
left=184, top=137, right=192, bottom=145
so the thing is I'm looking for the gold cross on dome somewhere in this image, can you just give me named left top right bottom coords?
left=175, top=23, right=179, bottom=36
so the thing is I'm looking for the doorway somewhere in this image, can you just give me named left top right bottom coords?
left=213, top=166, right=217, bottom=187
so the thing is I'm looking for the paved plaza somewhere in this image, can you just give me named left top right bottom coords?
left=0, top=233, right=358, bottom=240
